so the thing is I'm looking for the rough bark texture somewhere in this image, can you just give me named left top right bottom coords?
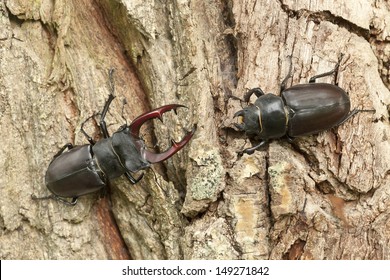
left=0, top=0, right=389, bottom=260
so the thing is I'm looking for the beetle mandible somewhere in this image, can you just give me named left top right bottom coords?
left=33, top=69, right=196, bottom=205
left=234, top=56, right=374, bottom=155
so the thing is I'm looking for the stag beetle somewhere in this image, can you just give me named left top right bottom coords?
left=234, top=56, right=374, bottom=155
left=32, top=69, right=195, bottom=205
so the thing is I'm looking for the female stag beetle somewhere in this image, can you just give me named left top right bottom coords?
left=33, top=69, right=195, bottom=205
left=234, top=56, right=374, bottom=155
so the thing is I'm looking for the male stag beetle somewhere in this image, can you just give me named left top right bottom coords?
left=234, top=55, right=374, bottom=155
left=33, top=69, right=195, bottom=205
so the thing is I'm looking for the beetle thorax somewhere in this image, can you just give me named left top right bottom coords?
left=111, top=127, right=150, bottom=173
left=92, top=127, right=150, bottom=180
left=253, top=94, right=288, bottom=139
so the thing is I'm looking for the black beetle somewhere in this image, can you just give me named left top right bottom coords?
left=234, top=56, right=374, bottom=155
left=33, top=69, right=195, bottom=205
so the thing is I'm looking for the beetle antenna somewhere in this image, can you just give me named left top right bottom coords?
left=121, top=98, right=128, bottom=125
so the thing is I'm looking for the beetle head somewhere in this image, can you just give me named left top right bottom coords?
left=110, top=105, right=195, bottom=173
left=234, top=93, right=288, bottom=140
left=234, top=105, right=262, bottom=137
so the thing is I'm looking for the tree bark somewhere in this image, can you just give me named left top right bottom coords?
left=0, top=0, right=389, bottom=260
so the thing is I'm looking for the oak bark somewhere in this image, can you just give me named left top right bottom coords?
left=0, top=0, right=389, bottom=260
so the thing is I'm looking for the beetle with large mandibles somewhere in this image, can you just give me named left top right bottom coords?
left=32, top=70, right=196, bottom=205
left=234, top=56, right=374, bottom=155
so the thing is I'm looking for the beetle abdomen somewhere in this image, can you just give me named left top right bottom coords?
left=45, top=145, right=106, bottom=198
left=282, top=83, right=350, bottom=137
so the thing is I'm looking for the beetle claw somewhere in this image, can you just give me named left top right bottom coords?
left=144, top=125, right=196, bottom=163
left=129, top=104, right=196, bottom=163
left=129, top=104, right=187, bottom=136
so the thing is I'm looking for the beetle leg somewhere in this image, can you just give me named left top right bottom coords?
left=124, top=172, right=144, bottom=184
left=51, top=196, right=78, bottom=206
left=53, top=143, right=73, bottom=158
left=81, top=113, right=100, bottom=145
left=99, top=68, right=117, bottom=138
left=280, top=55, right=293, bottom=93
left=309, top=54, right=344, bottom=83
left=244, top=88, right=265, bottom=103
left=336, top=108, right=376, bottom=126
left=31, top=194, right=78, bottom=206
left=100, top=94, right=116, bottom=139
left=65, top=197, right=78, bottom=206
left=309, top=67, right=338, bottom=84
left=238, top=140, right=268, bottom=156
left=81, top=69, right=117, bottom=141
left=286, top=134, right=295, bottom=143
